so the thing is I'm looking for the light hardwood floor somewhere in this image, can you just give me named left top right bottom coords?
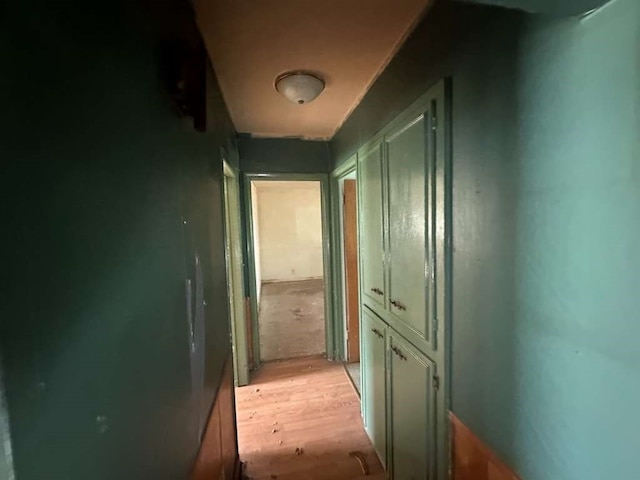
left=235, top=356, right=385, bottom=480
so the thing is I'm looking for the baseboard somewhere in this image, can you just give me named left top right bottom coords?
left=262, top=276, right=323, bottom=284
left=233, top=454, right=242, bottom=480
left=450, top=413, right=520, bottom=480
left=192, top=354, right=237, bottom=480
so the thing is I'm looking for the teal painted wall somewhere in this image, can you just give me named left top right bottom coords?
left=0, top=364, right=14, bottom=480
left=0, top=0, right=236, bottom=478
left=332, top=0, right=640, bottom=478
left=460, top=0, right=609, bottom=16
left=238, top=137, right=332, bottom=174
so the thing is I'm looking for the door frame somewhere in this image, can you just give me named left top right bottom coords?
left=222, top=158, right=250, bottom=387
left=329, top=156, right=358, bottom=362
left=243, top=173, right=334, bottom=365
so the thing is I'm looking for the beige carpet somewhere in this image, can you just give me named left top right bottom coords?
left=258, top=279, right=325, bottom=361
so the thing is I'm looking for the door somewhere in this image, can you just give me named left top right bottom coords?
left=389, top=332, right=436, bottom=480
left=361, top=308, right=387, bottom=467
left=344, top=179, right=360, bottom=362
left=386, top=114, right=434, bottom=351
left=358, top=143, right=386, bottom=310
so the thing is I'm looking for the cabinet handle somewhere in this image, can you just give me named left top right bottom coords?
left=390, top=299, right=406, bottom=311
left=370, top=287, right=384, bottom=296
left=391, top=346, right=407, bottom=361
left=371, top=328, right=383, bottom=339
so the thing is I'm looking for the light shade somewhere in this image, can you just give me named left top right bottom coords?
left=275, top=72, right=325, bottom=105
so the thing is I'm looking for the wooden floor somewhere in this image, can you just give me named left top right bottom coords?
left=236, top=356, right=385, bottom=480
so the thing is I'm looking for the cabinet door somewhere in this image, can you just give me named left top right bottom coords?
left=358, top=143, right=386, bottom=309
left=389, top=333, right=436, bottom=480
left=361, top=308, right=387, bottom=467
left=386, top=114, right=433, bottom=350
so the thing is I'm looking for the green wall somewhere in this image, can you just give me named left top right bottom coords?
left=461, top=0, right=609, bottom=16
left=0, top=0, right=236, bottom=478
left=332, top=0, right=640, bottom=478
left=0, top=364, right=14, bottom=480
left=238, top=137, right=332, bottom=174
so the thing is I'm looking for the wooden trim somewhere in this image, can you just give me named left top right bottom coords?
left=450, top=413, right=520, bottom=480
left=191, top=354, right=238, bottom=480
left=344, top=179, right=360, bottom=362
left=233, top=454, right=242, bottom=480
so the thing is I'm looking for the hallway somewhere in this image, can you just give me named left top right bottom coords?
left=235, top=357, right=382, bottom=480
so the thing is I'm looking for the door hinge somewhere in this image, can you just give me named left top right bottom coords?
left=431, top=114, right=437, bottom=131
left=432, top=375, right=440, bottom=391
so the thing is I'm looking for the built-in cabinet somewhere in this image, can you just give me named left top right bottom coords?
left=359, top=142, right=386, bottom=311
left=362, top=309, right=387, bottom=466
left=388, top=331, right=436, bottom=480
left=357, top=80, right=447, bottom=480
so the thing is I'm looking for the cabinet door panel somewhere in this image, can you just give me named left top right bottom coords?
left=358, top=143, right=386, bottom=309
left=361, top=309, right=387, bottom=467
left=386, top=115, right=433, bottom=347
left=389, top=333, right=435, bottom=480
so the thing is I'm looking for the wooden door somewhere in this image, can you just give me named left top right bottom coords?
left=386, top=114, right=434, bottom=352
left=389, top=332, right=436, bottom=480
left=344, top=179, right=360, bottom=362
left=362, top=309, right=387, bottom=467
left=358, top=143, right=386, bottom=310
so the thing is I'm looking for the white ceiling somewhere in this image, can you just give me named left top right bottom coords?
left=195, top=0, right=430, bottom=140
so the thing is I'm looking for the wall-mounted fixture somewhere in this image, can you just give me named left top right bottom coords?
left=275, top=72, right=325, bottom=105
left=159, top=39, right=207, bottom=132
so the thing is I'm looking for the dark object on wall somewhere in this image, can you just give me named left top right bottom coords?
left=159, top=39, right=207, bottom=132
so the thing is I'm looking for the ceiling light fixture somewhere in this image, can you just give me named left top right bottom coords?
left=275, top=72, right=325, bottom=105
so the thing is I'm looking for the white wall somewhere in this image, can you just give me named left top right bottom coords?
left=250, top=182, right=262, bottom=303
left=254, top=181, right=323, bottom=282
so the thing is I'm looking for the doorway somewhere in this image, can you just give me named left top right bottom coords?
left=245, top=177, right=331, bottom=364
left=339, top=171, right=360, bottom=395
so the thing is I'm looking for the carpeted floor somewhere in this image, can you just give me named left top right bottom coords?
left=258, top=278, right=325, bottom=361
left=344, top=362, right=361, bottom=396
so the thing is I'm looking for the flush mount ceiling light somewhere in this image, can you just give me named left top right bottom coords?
left=275, top=72, right=325, bottom=105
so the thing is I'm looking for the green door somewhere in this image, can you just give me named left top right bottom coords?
left=361, top=308, right=387, bottom=467
left=386, top=114, right=434, bottom=351
left=389, top=332, right=435, bottom=480
left=358, top=143, right=386, bottom=310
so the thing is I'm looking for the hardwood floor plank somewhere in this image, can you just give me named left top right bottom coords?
left=236, top=357, right=385, bottom=480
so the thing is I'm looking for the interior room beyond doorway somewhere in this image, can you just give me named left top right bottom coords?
left=250, top=180, right=326, bottom=362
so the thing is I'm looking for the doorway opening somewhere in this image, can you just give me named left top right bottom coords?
left=338, top=170, right=360, bottom=396
left=249, top=179, right=326, bottom=362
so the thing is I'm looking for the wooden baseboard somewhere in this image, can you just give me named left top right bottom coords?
left=262, top=277, right=324, bottom=284
left=450, top=413, right=520, bottom=480
left=233, top=455, right=242, bottom=480
left=192, top=354, right=237, bottom=480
